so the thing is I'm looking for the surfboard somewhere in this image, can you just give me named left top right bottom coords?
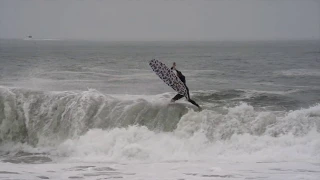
left=149, top=59, right=188, bottom=97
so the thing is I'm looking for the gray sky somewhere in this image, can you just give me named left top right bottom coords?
left=0, top=0, right=319, bottom=41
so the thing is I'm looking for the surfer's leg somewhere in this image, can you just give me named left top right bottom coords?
left=171, top=94, right=184, bottom=102
left=185, top=85, right=201, bottom=109
left=188, top=99, right=201, bottom=109
left=185, top=86, right=190, bottom=100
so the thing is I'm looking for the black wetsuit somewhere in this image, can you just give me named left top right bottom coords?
left=171, top=67, right=200, bottom=109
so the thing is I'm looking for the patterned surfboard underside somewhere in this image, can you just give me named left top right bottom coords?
left=149, top=59, right=187, bottom=97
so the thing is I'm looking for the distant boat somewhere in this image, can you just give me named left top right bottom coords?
left=23, top=36, right=61, bottom=41
left=23, top=36, right=33, bottom=40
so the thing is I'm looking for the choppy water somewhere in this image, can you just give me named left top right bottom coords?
left=0, top=39, right=320, bottom=179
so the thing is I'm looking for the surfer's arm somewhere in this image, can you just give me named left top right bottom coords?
left=175, top=70, right=186, bottom=84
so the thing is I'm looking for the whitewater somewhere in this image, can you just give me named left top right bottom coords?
left=0, top=39, right=320, bottom=179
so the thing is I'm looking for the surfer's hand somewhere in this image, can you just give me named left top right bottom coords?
left=172, top=63, right=176, bottom=69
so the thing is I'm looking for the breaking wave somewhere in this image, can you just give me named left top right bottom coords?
left=0, top=86, right=319, bottom=162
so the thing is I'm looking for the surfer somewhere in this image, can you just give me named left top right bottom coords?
left=170, top=62, right=201, bottom=110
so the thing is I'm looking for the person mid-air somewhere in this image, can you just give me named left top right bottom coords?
left=170, top=62, right=201, bottom=110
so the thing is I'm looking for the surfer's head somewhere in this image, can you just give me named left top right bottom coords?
left=173, top=62, right=176, bottom=68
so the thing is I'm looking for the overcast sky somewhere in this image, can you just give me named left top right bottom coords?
left=0, top=0, right=319, bottom=41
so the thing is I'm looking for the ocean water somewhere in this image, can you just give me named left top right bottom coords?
left=0, top=39, right=320, bottom=180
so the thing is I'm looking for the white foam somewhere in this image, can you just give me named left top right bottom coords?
left=1, top=103, right=320, bottom=180
left=52, top=104, right=320, bottom=163
left=53, top=125, right=320, bottom=164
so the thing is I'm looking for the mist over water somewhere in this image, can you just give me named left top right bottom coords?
left=0, top=40, right=320, bottom=179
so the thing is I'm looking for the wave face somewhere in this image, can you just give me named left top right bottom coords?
left=0, top=87, right=190, bottom=146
